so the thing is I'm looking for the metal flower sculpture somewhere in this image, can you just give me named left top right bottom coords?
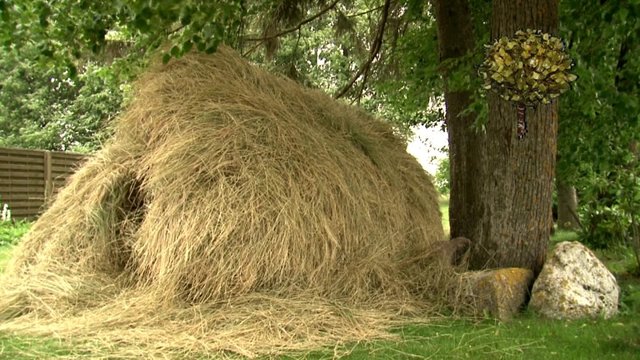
left=479, top=29, right=577, bottom=139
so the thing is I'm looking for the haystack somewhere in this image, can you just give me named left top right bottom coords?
left=0, top=46, right=459, bottom=358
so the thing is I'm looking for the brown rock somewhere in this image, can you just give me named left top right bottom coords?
left=461, top=267, right=534, bottom=321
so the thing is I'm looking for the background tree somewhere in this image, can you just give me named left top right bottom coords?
left=0, top=0, right=561, bottom=274
left=555, top=176, right=579, bottom=230
left=431, top=0, right=487, bottom=249
left=1, top=0, right=638, bottom=272
left=557, top=0, right=640, bottom=267
left=434, top=156, right=450, bottom=195
left=0, top=44, right=127, bottom=151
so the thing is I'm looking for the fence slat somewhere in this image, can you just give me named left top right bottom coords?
left=52, top=164, right=79, bottom=172
left=0, top=186, right=41, bottom=194
left=0, top=162, right=45, bottom=171
left=0, top=148, right=43, bottom=156
left=0, top=178, right=46, bottom=186
left=4, top=200, right=45, bottom=207
left=0, top=147, right=86, bottom=219
left=0, top=155, right=44, bottom=165
left=51, top=158, right=84, bottom=167
left=1, top=193, right=44, bottom=200
left=0, top=170, right=45, bottom=179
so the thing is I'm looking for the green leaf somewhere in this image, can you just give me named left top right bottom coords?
left=67, top=63, right=77, bottom=78
left=204, top=36, right=221, bottom=54
left=41, top=48, right=54, bottom=58
left=182, top=40, right=193, bottom=54
left=133, top=14, right=150, bottom=32
left=170, top=45, right=180, bottom=57
left=39, top=7, right=51, bottom=27
left=180, top=13, right=192, bottom=26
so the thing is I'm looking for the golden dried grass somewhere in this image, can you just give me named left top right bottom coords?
left=0, top=46, right=463, bottom=358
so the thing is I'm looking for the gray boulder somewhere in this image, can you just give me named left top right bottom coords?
left=530, top=241, right=619, bottom=319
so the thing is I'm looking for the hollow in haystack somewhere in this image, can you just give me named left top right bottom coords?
left=0, top=46, right=459, bottom=358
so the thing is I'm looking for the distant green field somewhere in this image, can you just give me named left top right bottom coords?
left=439, top=196, right=450, bottom=235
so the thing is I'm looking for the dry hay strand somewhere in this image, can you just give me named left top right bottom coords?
left=0, top=46, right=466, bottom=358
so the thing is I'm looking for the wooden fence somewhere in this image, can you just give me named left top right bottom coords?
left=0, top=147, right=87, bottom=219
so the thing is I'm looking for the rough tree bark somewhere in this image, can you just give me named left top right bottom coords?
left=468, top=0, right=559, bottom=275
left=431, top=0, right=486, bottom=244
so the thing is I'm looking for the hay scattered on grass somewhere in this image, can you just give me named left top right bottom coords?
left=0, top=46, right=466, bottom=358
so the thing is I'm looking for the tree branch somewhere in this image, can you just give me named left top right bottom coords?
left=355, top=65, right=370, bottom=104
left=168, top=24, right=186, bottom=36
left=334, top=0, right=391, bottom=99
left=347, top=5, right=384, bottom=18
left=244, top=0, right=341, bottom=42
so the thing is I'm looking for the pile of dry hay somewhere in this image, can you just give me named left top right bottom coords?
left=0, top=46, right=465, bottom=358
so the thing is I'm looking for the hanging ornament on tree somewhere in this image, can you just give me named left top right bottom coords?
left=479, top=29, right=578, bottom=140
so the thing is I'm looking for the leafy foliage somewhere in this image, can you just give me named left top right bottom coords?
left=1, top=0, right=639, bottom=269
left=257, top=1, right=449, bottom=133
left=0, top=44, right=127, bottom=151
left=556, top=0, right=640, bottom=269
left=0, top=0, right=246, bottom=64
left=0, top=0, right=452, bottom=143
left=434, top=156, right=450, bottom=195
left=0, top=45, right=75, bottom=149
left=0, top=221, right=30, bottom=247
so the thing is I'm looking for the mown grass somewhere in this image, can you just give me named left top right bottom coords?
left=0, top=336, right=87, bottom=359
left=284, top=311, right=640, bottom=359
left=549, top=229, right=580, bottom=243
left=0, top=211, right=639, bottom=359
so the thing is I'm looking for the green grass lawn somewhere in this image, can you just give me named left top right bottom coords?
left=285, top=312, right=640, bottom=359
left=0, top=213, right=639, bottom=359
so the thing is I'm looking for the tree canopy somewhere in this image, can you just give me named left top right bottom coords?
left=1, top=0, right=639, bottom=267
left=0, top=0, right=453, bottom=136
left=557, top=0, right=640, bottom=254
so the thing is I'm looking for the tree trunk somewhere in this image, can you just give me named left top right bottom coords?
left=468, top=0, right=559, bottom=275
left=556, top=178, right=579, bottom=230
left=431, top=0, right=486, bottom=243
